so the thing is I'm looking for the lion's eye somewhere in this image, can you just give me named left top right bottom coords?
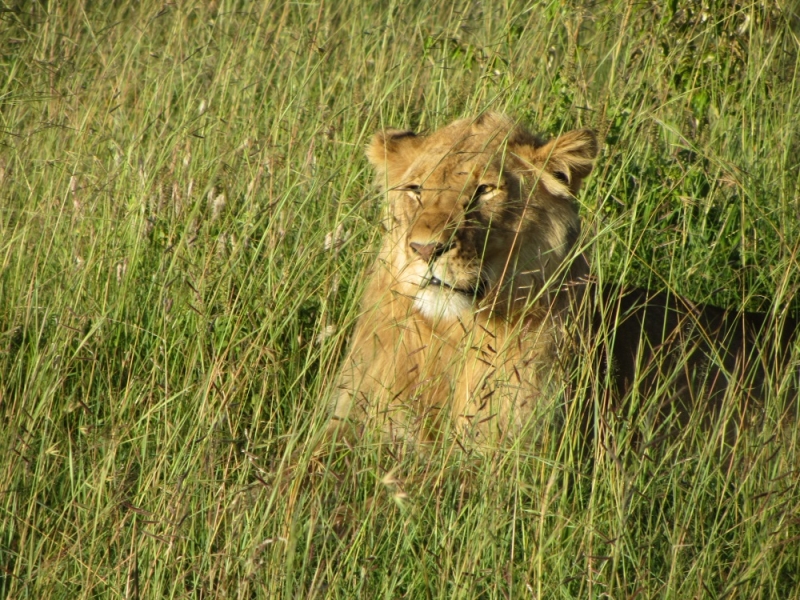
left=470, top=184, right=498, bottom=205
left=399, top=184, right=422, bottom=202
left=466, top=184, right=497, bottom=212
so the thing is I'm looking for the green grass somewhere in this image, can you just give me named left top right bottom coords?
left=1, top=0, right=800, bottom=597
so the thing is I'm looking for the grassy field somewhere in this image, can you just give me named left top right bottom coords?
left=2, top=0, right=800, bottom=597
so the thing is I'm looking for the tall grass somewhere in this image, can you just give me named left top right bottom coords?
left=1, top=0, right=799, bottom=597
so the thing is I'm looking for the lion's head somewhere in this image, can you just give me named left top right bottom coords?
left=367, top=112, right=598, bottom=323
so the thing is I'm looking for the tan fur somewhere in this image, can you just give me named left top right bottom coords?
left=330, top=113, right=797, bottom=449
left=330, top=113, right=597, bottom=445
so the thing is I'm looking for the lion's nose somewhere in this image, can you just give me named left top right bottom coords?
left=409, top=241, right=447, bottom=262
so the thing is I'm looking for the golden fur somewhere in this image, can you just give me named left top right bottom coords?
left=330, top=113, right=797, bottom=447
left=330, top=113, right=597, bottom=444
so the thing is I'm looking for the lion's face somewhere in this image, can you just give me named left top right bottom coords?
left=367, top=113, right=597, bottom=322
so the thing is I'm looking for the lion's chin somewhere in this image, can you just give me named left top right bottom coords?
left=413, top=286, right=475, bottom=322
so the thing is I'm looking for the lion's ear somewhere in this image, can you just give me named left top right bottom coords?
left=366, top=129, right=425, bottom=186
left=515, top=128, right=598, bottom=195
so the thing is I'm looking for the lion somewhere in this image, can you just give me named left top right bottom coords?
left=329, top=112, right=797, bottom=447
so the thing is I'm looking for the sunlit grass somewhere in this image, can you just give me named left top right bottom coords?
left=1, top=0, right=799, bottom=597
